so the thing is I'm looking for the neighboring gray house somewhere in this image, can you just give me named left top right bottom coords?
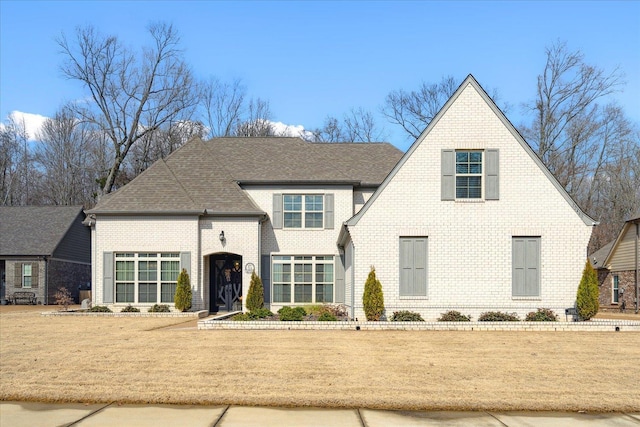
left=592, top=216, right=640, bottom=313
left=0, top=206, right=91, bottom=304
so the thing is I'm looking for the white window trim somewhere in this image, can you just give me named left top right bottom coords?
left=114, top=252, right=181, bottom=304
left=283, top=194, right=324, bottom=229
left=455, top=150, right=483, bottom=200
left=22, top=264, right=32, bottom=288
left=271, top=255, right=334, bottom=304
left=612, top=275, right=619, bottom=304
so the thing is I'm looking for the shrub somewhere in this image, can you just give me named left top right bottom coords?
left=363, top=266, right=385, bottom=321
left=438, top=310, right=472, bottom=321
left=525, top=308, right=558, bottom=321
left=88, top=305, right=112, bottom=313
left=232, top=313, right=252, bottom=321
left=246, top=272, right=265, bottom=311
left=174, top=268, right=192, bottom=312
left=576, top=260, right=599, bottom=320
left=148, top=304, right=170, bottom=313
left=121, top=305, right=140, bottom=313
left=478, top=311, right=520, bottom=321
left=250, top=308, right=273, bottom=319
left=306, top=304, right=348, bottom=318
left=54, top=287, right=74, bottom=311
left=318, top=312, right=337, bottom=321
left=390, top=310, right=425, bottom=321
left=277, top=306, right=305, bottom=321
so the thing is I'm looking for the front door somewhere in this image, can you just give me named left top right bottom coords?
left=209, top=254, right=242, bottom=312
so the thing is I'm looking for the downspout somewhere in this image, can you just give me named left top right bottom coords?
left=43, top=256, right=48, bottom=305
left=351, top=245, right=356, bottom=320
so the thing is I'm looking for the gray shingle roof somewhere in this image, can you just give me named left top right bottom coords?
left=90, top=137, right=403, bottom=214
left=0, top=206, right=84, bottom=256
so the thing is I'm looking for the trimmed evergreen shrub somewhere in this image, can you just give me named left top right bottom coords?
left=478, top=311, right=520, bottom=321
left=362, top=266, right=385, bottom=321
left=277, top=306, right=305, bottom=321
left=121, top=305, right=140, bottom=313
left=88, top=305, right=112, bottom=313
left=576, top=260, right=599, bottom=320
left=438, top=310, right=472, bottom=321
left=390, top=310, right=424, bottom=321
left=250, top=308, right=273, bottom=319
left=232, top=313, right=252, bottom=321
left=525, top=308, right=558, bottom=321
left=148, top=304, right=170, bottom=313
left=174, top=268, right=192, bottom=312
left=318, top=312, right=337, bottom=321
left=246, top=272, right=265, bottom=311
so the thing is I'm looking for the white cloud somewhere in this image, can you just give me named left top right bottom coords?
left=270, top=121, right=315, bottom=140
left=0, top=111, right=49, bottom=141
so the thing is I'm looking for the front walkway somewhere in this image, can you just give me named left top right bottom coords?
left=1, top=402, right=639, bottom=427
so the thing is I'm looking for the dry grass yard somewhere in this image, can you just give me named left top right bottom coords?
left=1, top=306, right=639, bottom=411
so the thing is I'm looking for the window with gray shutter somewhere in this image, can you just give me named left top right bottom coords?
left=512, top=237, right=540, bottom=297
left=399, top=237, right=428, bottom=296
left=261, top=255, right=271, bottom=306
left=180, top=252, right=191, bottom=277
left=335, top=253, right=345, bottom=303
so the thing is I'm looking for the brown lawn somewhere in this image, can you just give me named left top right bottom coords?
left=0, top=306, right=639, bottom=411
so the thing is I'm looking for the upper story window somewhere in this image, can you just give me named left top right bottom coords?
left=455, top=151, right=482, bottom=199
left=283, top=195, right=324, bottom=229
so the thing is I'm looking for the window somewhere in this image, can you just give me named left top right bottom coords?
left=512, top=237, right=540, bottom=297
left=283, top=195, right=323, bottom=228
left=399, top=237, right=428, bottom=296
left=22, top=264, right=32, bottom=288
left=272, top=255, right=334, bottom=303
left=613, top=275, right=619, bottom=304
left=456, top=151, right=482, bottom=199
left=115, top=253, right=181, bottom=304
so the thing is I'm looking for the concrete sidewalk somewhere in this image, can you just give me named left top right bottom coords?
left=1, top=402, right=639, bottom=427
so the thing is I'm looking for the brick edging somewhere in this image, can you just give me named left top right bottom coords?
left=41, top=310, right=209, bottom=318
left=197, top=319, right=640, bottom=331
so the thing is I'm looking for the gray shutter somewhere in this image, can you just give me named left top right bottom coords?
left=441, top=149, right=455, bottom=200
left=15, top=263, right=22, bottom=288
left=485, top=149, right=499, bottom=200
left=180, top=252, right=191, bottom=277
left=261, top=255, right=271, bottom=306
left=324, top=193, right=334, bottom=229
left=399, top=238, right=413, bottom=296
left=31, top=262, right=39, bottom=288
left=272, top=194, right=283, bottom=229
left=400, top=238, right=427, bottom=296
left=103, top=252, right=114, bottom=304
left=512, top=238, right=539, bottom=297
left=334, top=254, right=345, bottom=303
left=413, top=238, right=427, bottom=295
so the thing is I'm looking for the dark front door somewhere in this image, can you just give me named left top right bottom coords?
left=209, top=254, right=242, bottom=312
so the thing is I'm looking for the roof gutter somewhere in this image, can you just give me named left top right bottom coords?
left=237, top=180, right=361, bottom=186
left=84, top=210, right=206, bottom=216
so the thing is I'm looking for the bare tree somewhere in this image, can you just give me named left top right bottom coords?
left=201, top=77, right=246, bottom=138
left=34, top=107, right=97, bottom=206
left=382, top=76, right=458, bottom=139
left=0, top=115, right=34, bottom=205
left=234, top=98, right=275, bottom=137
left=57, top=22, right=199, bottom=195
left=309, top=108, right=385, bottom=143
left=522, top=41, right=623, bottom=182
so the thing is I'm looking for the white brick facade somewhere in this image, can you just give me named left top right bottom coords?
left=344, top=80, right=593, bottom=321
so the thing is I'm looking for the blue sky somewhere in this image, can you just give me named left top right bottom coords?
left=1, top=0, right=639, bottom=151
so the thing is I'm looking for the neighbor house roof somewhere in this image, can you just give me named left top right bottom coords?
left=0, top=206, right=84, bottom=256
left=89, top=137, right=403, bottom=215
left=601, top=215, right=640, bottom=267
left=591, top=240, right=615, bottom=269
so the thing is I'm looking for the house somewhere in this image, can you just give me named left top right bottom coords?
left=86, top=75, right=595, bottom=320
left=592, top=216, right=640, bottom=313
left=0, top=206, right=91, bottom=304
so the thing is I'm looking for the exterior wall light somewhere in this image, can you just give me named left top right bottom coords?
left=219, top=231, right=225, bottom=243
